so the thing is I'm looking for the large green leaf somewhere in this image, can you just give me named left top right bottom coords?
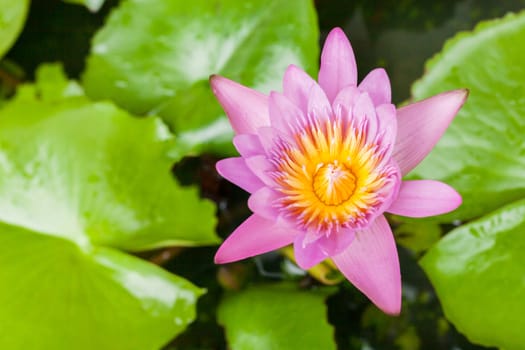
left=420, top=199, right=525, bottom=350
left=0, top=222, right=202, bottom=349
left=0, top=0, right=29, bottom=59
left=82, top=0, right=319, bottom=155
left=0, top=64, right=219, bottom=348
left=408, top=11, right=525, bottom=221
left=218, top=283, right=336, bottom=350
left=0, top=64, right=219, bottom=251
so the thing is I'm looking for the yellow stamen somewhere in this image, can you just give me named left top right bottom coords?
left=312, top=162, right=356, bottom=206
left=273, top=118, right=393, bottom=232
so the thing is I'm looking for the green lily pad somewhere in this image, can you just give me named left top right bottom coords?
left=0, top=64, right=219, bottom=251
left=409, top=11, right=525, bottom=221
left=0, top=222, right=203, bottom=349
left=420, top=198, right=525, bottom=350
left=0, top=0, right=29, bottom=59
left=82, top=0, right=319, bottom=155
left=218, top=283, right=336, bottom=350
left=0, top=64, right=219, bottom=348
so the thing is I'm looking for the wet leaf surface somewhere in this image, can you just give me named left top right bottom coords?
left=0, top=64, right=218, bottom=348
left=82, top=0, right=319, bottom=155
left=421, top=199, right=525, bottom=349
left=409, top=11, right=525, bottom=221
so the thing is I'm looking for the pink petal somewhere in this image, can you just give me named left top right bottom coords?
left=353, top=92, right=378, bottom=141
left=318, top=28, right=358, bottom=102
left=374, top=163, right=402, bottom=214
left=233, top=134, right=263, bottom=157
left=283, top=64, right=317, bottom=113
left=332, top=215, right=401, bottom=315
left=255, top=126, right=280, bottom=155
left=269, top=92, right=307, bottom=136
left=216, top=157, right=264, bottom=194
left=307, top=83, right=333, bottom=125
left=210, top=75, right=270, bottom=134
left=245, top=155, right=276, bottom=187
left=293, top=234, right=327, bottom=269
left=247, top=187, right=280, bottom=220
left=358, top=68, right=391, bottom=105
left=215, top=215, right=296, bottom=264
left=317, top=229, right=356, bottom=257
left=393, top=89, right=468, bottom=175
left=387, top=180, right=462, bottom=217
left=375, top=103, right=397, bottom=154
left=302, top=228, right=323, bottom=245
left=332, top=85, right=360, bottom=121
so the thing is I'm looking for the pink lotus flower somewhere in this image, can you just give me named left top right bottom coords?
left=211, top=28, right=467, bottom=315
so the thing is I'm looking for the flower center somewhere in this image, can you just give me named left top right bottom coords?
left=312, top=162, right=356, bottom=206
left=271, top=116, right=398, bottom=233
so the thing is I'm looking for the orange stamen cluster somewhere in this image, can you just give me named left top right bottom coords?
left=271, top=116, right=395, bottom=233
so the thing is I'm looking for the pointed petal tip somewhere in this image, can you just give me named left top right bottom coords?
left=213, top=215, right=295, bottom=265
left=457, top=87, right=469, bottom=98
left=323, top=27, right=353, bottom=57
left=319, top=27, right=357, bottom=102
left=358, top=68, right=392, bottom=105
left=209, top=75, right=270, bottom=134
left=447, top=192, right=463, bottom=215
left=387, top=180, right=462, bottom=218
left=381, top=300, right=402, bottom=316
left=214, top=241, right=239, bottom=265
left=214, top=247, right=249, bottom=265
left=215, top=158, right=228, bottom=178
left=209, top=74, right=226, bottom=90
left=394, top=88, right=469, bottom=175
left=213, top=251, right=227, bottom=264
left=326, top=27, right=347, bottom=40
left=215, top=157, right=264, bottom=193
left=285, top=63, right=301, bottom=72
left=444, top=87, right=469, bottom=105
left=268, top=90, right=280, bottom=100
left=367, top=280, right=402, bottom=316
left=332, top=216, right=401, bottom=316
left=449, top=186, right=463, bottom=209
left=363, top=270, right=402, bottom=316
left=459, top=88, right=470, bottom=106
left=429, top=88, right=469, bottom=115
left=215, top=158, right=239, bottom=180
left=441, top=187, right=462, bottom=214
